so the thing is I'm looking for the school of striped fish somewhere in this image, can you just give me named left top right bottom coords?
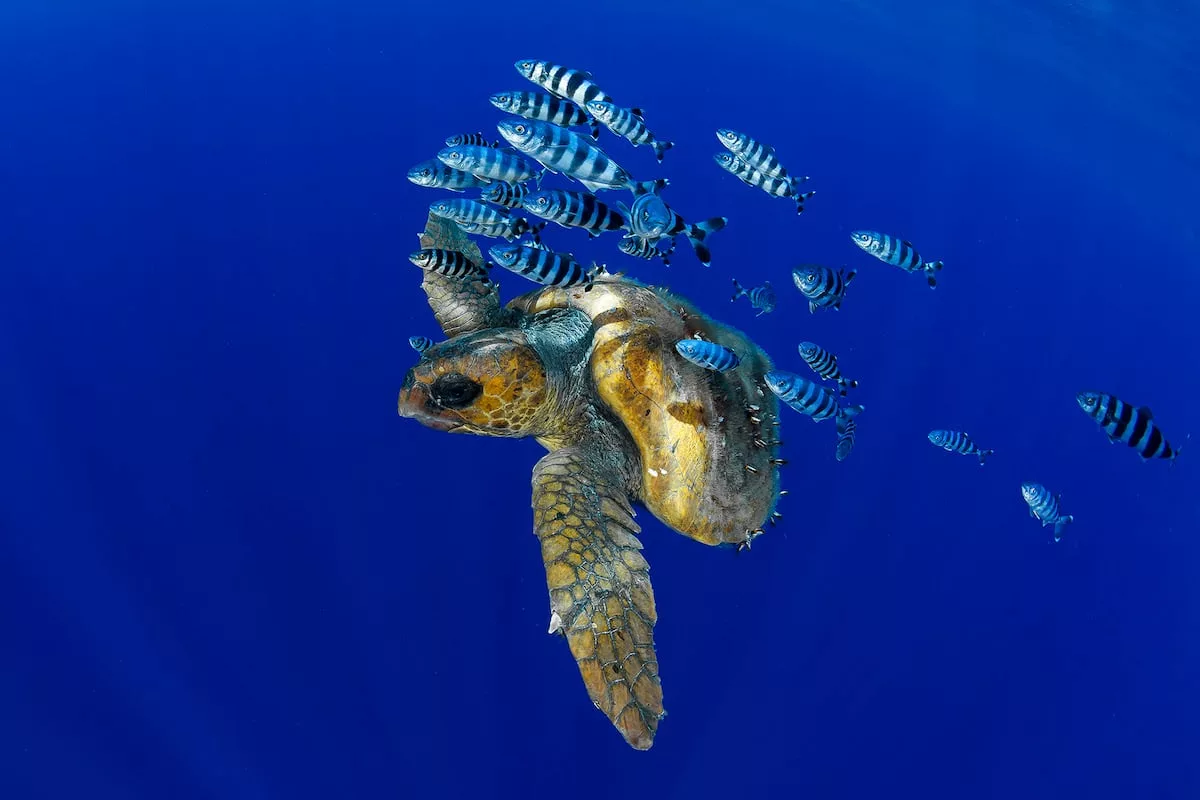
left=405, top=59, right=1186, bottom=545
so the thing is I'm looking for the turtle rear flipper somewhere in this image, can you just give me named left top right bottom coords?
left=417, top=213, right=514, bottom=337
left=533, top=447, right=664, bottom=750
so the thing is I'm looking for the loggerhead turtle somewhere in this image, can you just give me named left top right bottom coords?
left=397, top=213, right=783, bottom=749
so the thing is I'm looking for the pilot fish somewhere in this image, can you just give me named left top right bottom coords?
left=490, top=91, right=591, bottom=133
left=766, top=370, right=864, bottom=423
left=731, top=279, right=776, bottom=316
left=522, top=188, right=628, bottom=237
left=1076, top=391, right=1183, bottom=462
left=515, top=60, right=611, bottom=137
left=674, top=339, right=741, bottom=372
left=618, top=235, right=674, bottom=265
left=716, top=129, right=796, bottom=181
left=496, top=118, right=658, bottom=195
left=408, top=248, right=491, bottom=281
left=437, top=144, right=543, bottom=185
left=407, top=159, right=492, bottom=192
left=586, top=101, right=674, bottom=163
left=445, top=132, right=498, bottom=147
left=713, top=152, right=815, bottom=214
left=1021, top=482, right=1073, bottom=542
left=428, top=198, right=534, bottom=241
left=409, top=336, right=434, bottom=354
left=835, top=410, right=858, bottom=462
left=851, top=230, right=944, bottom=289
left=797, top=341, right=857, bottom=396
left=927, top=430, right=994, bottom=465
left=480, top=182, right=531, bottom=210
left=489, top=242, right=599, bottom=290
left=622, top=191, right=727, bottom=268
left=792, top=264, right=856, bottom=313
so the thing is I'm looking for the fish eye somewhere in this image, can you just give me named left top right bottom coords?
left=515, top=124, right=526, bottom=134
left=422, top=169, right=431, bottom=177
left=642, top=211, right=650, bottom=220
left=448, top=153, right=459, bottom=161
left=498, top=95, right=509, bottom=103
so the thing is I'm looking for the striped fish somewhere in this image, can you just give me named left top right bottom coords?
left=713, top=152, right=815, bottom=214
left=1020, top=482, right=1073, bottom=542
left=927, top=430, right=994, bottom=465
left=731, top=279, right=776, bottom=316
left=480, top=182, right=531, bottom=210
left=1076, top=391, right=1183, bottom=462
left=437, top=144, right=543, bottom=185
left=674, top=339, right=741, bottom=372
left=586, top=101, right=674, bottom=163
left=407, top=159, right=492, bottom=192
left=522, top=188, right=627, bottom=237
left=766, top=370, right=864, bottom=423
left=851, top=230, right=944, bottom=289
left=428, top=198, right=533, bottom=241
left=835, top=409, right=858, bottom=462
left=716, top=129, right=794, bottom=181
left=454, top=218, right=541, bottom=241
left=489, top=91, right=591, bottom=133
left=515, top=60, right=611, bottom=137
left=622, top=192, right=727, bottom=268
left=408, top=248, right=491, bottom=281
left=445, top=132, right=499, bottom=147
left=488, top=242, right=599, bottom=290
left=792, top=264, right=856, bottom=313
left=409, top=336, right=434, bottom=354
left=797, top=341, right=857, bottom=396
left=496, top=118, right=653, bottom=195
left=618, top=235, right=674, bottom=265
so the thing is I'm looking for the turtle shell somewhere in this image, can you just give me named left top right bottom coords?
left=509, top=275, right=781, bottom=546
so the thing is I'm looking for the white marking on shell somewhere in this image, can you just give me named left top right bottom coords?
left=548, top=611, right=563, bottom=634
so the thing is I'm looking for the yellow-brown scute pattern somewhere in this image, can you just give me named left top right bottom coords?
left=409, top=333, right=552, bottom=437
left=510, top=279, right=779, bottom=545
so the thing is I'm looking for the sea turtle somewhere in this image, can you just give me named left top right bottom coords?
left=397, top=213, right=783, bottom=749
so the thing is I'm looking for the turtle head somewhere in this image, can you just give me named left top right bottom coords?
left=397, top=328, right=553, bottom=437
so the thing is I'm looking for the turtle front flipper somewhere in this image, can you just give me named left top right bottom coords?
left=532, top=447, right=664, bottom=750
left=416, top=213, right=512, bottom=337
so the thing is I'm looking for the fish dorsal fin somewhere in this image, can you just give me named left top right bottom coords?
left=631, top=107, right=644, bottom=118
left=1138, top=406, right=1153, bottom=419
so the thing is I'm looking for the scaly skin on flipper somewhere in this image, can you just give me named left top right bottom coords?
left=533, top=447, right=663, bottom=750
left=417, top=213, right=514, bottom=337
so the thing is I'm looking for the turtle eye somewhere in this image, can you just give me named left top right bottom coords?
left=429, top=373, right=482, bottom=409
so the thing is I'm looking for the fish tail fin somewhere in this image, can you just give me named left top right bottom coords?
left=529, top=220, right=546, bottom=244
left=731, top=278, right=746, bottom=302
left=588, top=119, right=600, bottom=140
left=924, top=260, right=943, bottom=289
left=652, top=140, right=674, bottom=163
left=1170, top=433, right=1190, bottom=467
left=685, top=217, right=727, bottom=269
left=1053, top=516, right=1073, bottom=542
left=842, top=267, right=857, bottom=285
left=842, top=404, right=864, bottom=419
left=630, top=178, right=669, bottom=197
left=838, top=377, right=858, bottom=397
left=978, top=448, right=995, bottom=465
left=789, top=178, right=816, bottom=214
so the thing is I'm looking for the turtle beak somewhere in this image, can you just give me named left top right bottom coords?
left=397, top=371, right=464, bottom=433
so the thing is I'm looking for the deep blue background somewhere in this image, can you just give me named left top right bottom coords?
left=2, top=1, right=1198, bottom=797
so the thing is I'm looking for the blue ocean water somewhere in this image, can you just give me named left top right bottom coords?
left=2, top=1, right=1198, bottom=797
